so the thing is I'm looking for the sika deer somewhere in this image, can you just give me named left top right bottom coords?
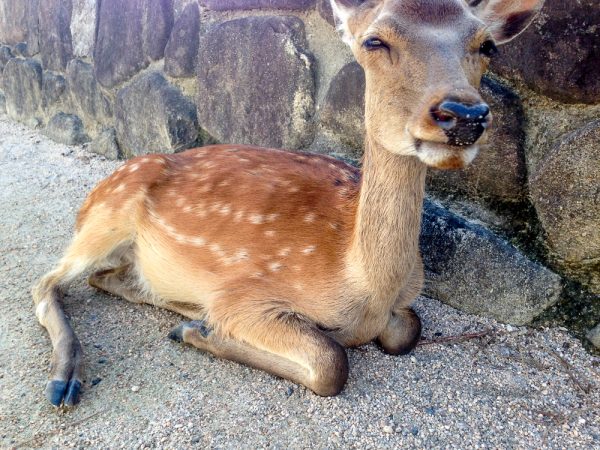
left=33, top=0, right=543, bottom=406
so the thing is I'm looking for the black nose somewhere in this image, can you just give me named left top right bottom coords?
left=431, top=101, right=490, bottom=146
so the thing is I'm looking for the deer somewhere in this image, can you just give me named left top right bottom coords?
left=32, top=0, right=543, bottom=407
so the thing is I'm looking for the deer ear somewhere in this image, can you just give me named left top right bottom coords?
left=467, top=0, right=545, bottom=44
left=329, top=0, right=367, bottom=45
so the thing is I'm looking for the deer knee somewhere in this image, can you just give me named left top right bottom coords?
left=309, top=341, right=349, bottom=397
left=378, top=308, right=422, bottom=356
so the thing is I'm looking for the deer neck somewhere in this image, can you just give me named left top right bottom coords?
left=349, top=132, right=427, bottom=300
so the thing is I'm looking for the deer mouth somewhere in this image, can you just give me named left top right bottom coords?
left=413, top=139, right=480, bottom=170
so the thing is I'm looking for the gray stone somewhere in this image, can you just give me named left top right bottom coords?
left=427, top=77, right=527, bottom=203
left=491, top=0, right=600, bottom=104
left=45, top=112, right=89, bottom=145
left=94, top=0, right=146, bottom=88
left=66, top=59, right=112, bottom=128
left=71, top=0, right=96, bottom=58
left=420, top=199, right=562, bottom=325
left=143, top=0, right=174, bottom=61
left=197, top=16, right=315, bottom=149
left=90, top=127, right=121, bottom=160
left=115, top=71, right=198, bottom=158
left=0, top=91, right=5, bottom=116
left=94, top=0, right=174, bottom=88
left=199, top=0, right=316, bottom=10
left=38, top=0, right=73, bottom=71
left=0, top=46, right=13, bottom=72
left=319, top=61, right=365, bottom=155
left=587, top=323, right=600, bottom=349
left=529, top=120, right=600, bottom=293
left=2, top=58, right=43, bottom=123
left=164, top=2, right=200, bottom=78
left=0, top=0, right=29, bottom=44
left=42, top=71, right=66, bottom=110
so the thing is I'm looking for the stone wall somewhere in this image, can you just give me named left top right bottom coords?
left=0, top=1, right=598, bottom=331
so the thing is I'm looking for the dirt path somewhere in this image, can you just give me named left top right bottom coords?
left=1, top=118, right=598, bottom=449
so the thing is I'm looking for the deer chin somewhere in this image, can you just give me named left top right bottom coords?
left=414, top=140, right=479, bottom=170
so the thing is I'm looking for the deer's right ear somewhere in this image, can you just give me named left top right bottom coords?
left=329, top=0, right=364, bottom=45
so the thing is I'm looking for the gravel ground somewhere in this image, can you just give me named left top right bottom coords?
left=1, top=117, right=599, bottom=449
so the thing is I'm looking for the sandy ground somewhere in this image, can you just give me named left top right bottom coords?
left=0, top=117, right=599, bottom=449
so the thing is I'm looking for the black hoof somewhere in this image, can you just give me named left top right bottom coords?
left=63, top=380, right=82, bottom=406
left=168, top=325, right=184, bottom=343
left=45, top=380, right=67, bottom=407
left=45, top=379, right=82, bottom=407
left=168, top=320, right=212, bottom=344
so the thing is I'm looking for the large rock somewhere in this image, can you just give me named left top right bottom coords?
left=2, top=58, right=43, bottom=123
left=427, top=77, right=527, bottom=203
left=94, top=0, right=174, bottom=88
left=116, top=71, right=198, bottom=158
left=0, top=0, right=39, bottom=54
left=42, top=71, right=66, bottom=110
left=197, top=16, right=315, bottom=149
left=71, top=0, right=96, bottom=58
left=38, top=0, right=73, bottom=71
left=319, top=62, right=365, bottom=155
left=164, top=2, right=200, bottom=78
left=90, top=127, right=121, bottom=160
left=529, top=120, right=600, bottom=293
left=491, top=0, right=600, bottom=104
left=143, top=0, right=174, bottom=61
left=45, top=112, right=89, bottom=145
left=420, top=199, right=562, bottom=325
left=66, top=59, right=112, bottom=129
left=199, top=0, right=316, bottom=10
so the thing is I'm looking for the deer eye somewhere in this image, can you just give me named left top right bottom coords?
left=363, top=37, right=388, bottom=51
left=479, top=40, right=498, bottom=58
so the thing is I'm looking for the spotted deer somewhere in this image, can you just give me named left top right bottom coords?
left=33, top=0, right=543, bottom=407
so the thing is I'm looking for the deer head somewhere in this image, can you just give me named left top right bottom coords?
left=330, top=0, right=544, bottom=169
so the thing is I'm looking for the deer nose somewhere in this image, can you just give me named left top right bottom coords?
left=430, top=101, right=490, bottom=146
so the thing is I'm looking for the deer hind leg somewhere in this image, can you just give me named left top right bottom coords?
left=88, top=264, right=149, bottom=304
left=377, top=257, right=424, bottom=355
left=32, top=219, right=133, bottom=407
left=169, top=299, right=349, bottom=396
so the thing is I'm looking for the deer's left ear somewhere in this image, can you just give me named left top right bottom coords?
left=467, top=0, right=545, bottom=44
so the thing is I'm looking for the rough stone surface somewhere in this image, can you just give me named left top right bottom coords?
left=427, top=77, right=527, bottom=203
left=197, top=16, right=315, bottom=149
left=0, top=45, right=13, bottom=71
left=70, top=0, right=96, bottom=58
left=2, top=58, right=43, bottom=123
left=0, top=0, right=29, bottom=44
left=90, top=127, right=121, bottom=160
left=94, top=0, right=146, bottom=88
left=0, top=92, right=5, bottom=115
left=529, top=120, right=600, bottom=293
left=143, top=0, right=174, bottom=61
left=66, top=59, right=112, bottom=129
left=164, top=2, right=200, bottom=78
left=587, top=323, right=600, bottom=349
left=491, top=0, right=600, bottom=104
left=116, top=71, right=198, bottom=157
left=42, top=71, right=66, bottom=110
left=200, top=0, right=316, bottom=10
left=319, top=61, right=365, bottom=155
left=38, top=0, right=73, bottom=71
left=44, top=112, right=89, bottom=145
left=420, top=199, right=562, bottom=325
left=317, top=0, right=335, bottom=25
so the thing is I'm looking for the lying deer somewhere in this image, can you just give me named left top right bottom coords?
left=33, top=0, right=543, bottom=406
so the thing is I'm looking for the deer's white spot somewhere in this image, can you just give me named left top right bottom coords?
left=189, top=236, right=205, bottom=247
left=176, top=198, right=185, bottom=208
left=249, top=214, right=264, bottom=224
left=302, top=245, right=316, bottom=255
left=268, top=262, right=282, bottom=272
left=265, top=230, right=276, bottom=237
left=128, top=163, right=140, bottom=172
left=278, top=247, right=291, bottom=257
left=304, top=212, right=316, bottom=223
left=266, top=213, right=279, bottom=222
left=112, top=183, right=126, bottom=194
left=233, top=210, right=245, bottom=222
left=219, top=204, right=232, bottom=216
left=183, top=205, right=193, bottom=213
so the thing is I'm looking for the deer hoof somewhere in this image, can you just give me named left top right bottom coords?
left=168, top=320, right=212, bottom=344
left=45, top=379, right=81, bottom=407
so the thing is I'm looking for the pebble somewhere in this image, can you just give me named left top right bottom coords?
left=131, top=385, right=140, bottom=392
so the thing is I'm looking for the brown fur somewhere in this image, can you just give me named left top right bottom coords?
left=32, top=0, right=544, bottom=405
